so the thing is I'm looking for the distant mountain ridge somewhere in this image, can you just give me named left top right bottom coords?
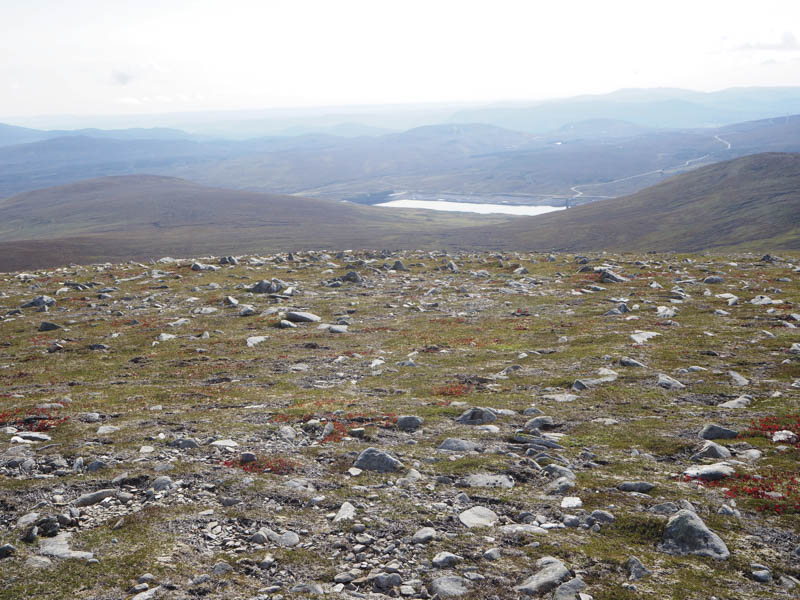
left=451, top=87, right=800, bottom=132
left=2, top=89, right=800, bottom=204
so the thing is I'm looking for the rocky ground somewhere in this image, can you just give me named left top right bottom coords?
left=0, top=249, right=798, bottom=600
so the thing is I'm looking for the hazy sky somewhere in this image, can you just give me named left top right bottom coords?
left=2, top=0, right=800, bottom=120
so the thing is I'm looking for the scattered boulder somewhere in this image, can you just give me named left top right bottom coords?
left=286, top=311, right=321, bottom=323
left=438, top=438, right=478, bottom=452
left=661, top=510, right=730, bottom=560
left=684, top=462, right=735, bottom=481
left=455, top=407, right=497, bottom=425
left=516, top=556, right=571, bottom=596
left=458, top=506, right=498, bottom=528
left=354, top=448, right=404, bottom=472
left=699, top=424, right=739, bottom=440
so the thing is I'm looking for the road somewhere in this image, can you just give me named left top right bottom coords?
left=570, top=133, right=734, bottom=202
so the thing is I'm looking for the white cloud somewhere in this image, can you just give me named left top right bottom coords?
left=735, top=31, right=800, bottom=52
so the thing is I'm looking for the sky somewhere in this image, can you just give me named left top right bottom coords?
left=2, top=0, right=800, bottom=123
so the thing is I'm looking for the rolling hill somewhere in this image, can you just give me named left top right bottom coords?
left=0, top=175, right=505, bottom=272
left=2, top=153, right=798, bottom=272
left=438, top=153, right=800, bottom=252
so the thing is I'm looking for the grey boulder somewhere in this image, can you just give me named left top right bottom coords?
left=397, top=415, right=424, bottom=432
left=627, top=556, right=652, bottom=580
left=459, top=473, right=514, bottom=489
left=617, top=481, right=655, bottom=493
left=286, top=311, right=321, bottom=323
left=74, top=489, right=116, bottom=507
left=690, top=440, right=731, bottom=461
left=22, top=295, right=55, bottom=308
left=354, top=447, right=404, bottom=472
left=661, top=510, right=729, bottom=560
left=699, top=423, right=738, bottom=440
left=455, top=407, right=497, bottom=426
left=683, top=462, right=735, bottom=481
left=516, top=556, right=571, bottom=596
left=438, top=438, right=478, bottom=452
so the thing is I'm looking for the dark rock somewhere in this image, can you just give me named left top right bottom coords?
left=354, top=447, right=404, bottom=472
left=699, top=424, right=738, bottom=440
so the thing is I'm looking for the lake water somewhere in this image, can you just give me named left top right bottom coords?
left=375, top=199, right=566, bottom=216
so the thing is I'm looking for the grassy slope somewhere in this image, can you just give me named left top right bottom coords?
left=0, top=175, right=506, bottom=271
left=1, top=153, right=799, bottom=272
left=439, top=153, right=800, bottom=252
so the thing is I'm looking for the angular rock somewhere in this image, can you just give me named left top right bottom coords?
left=455, top=407, right=497, bottom=425
left=412, top=526, right=436, bottom=544
left=354, top=447, right=404, bottom=472
left=432, top=552, right=462, bottom=568
left=554, top=577, right=586, bottom=600
left=74, top=489, right=116, bottom=507
left=699, top=424, right=739, bottom=440
left=657, top=373, right=685, bottom=389
left=627, top=556, right=652, bottom=580
left=516, top=556, right=571, bottom=596
left=661, top=510, right=729, bottom=560
left=691, top=441, right=731, bottom=461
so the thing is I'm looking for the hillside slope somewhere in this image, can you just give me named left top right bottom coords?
left=0, top=175, right=503, bottom=271
left=443, top=153, right=800, bottom=252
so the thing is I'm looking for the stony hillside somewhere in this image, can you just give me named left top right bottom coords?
left=0, top=249, right=798, bottom=599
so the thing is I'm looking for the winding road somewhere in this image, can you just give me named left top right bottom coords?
left=570, top=133, right=734, bottom=202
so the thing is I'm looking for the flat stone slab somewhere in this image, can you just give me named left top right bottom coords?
left=39, top=533, right=94, bottom=561
left=684, top=462, right=735, bottom=481
left=430, top=576, right=470, bottom=597
left=631, top=331, right=660, bottom=344
left=458, top=506, right=498, bottom=528
left=499, top=523, right=547, bottom=536
left=459, top=473, right=514, bottom=489
left=74, top=488, right=116, bottom=507
left=286, top=311, right=321, bottom=323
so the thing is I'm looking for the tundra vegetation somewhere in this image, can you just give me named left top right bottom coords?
left=0, top=249, right=798, bottom=599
